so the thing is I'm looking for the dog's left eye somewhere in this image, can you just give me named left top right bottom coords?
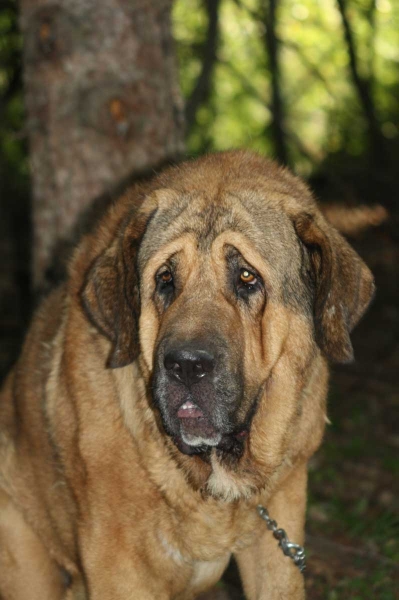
left=235, top=267, right=262, bottom=299
left=240, top=269, right=257, bottom=285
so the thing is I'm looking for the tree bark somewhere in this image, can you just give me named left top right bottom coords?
left=20, top=0, right=185, bottom=289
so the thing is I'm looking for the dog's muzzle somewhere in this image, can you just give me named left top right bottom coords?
left=152, top=339, right=244, bottom=455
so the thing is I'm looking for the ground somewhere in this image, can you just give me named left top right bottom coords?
left=0, top=210, right=398, bottom=599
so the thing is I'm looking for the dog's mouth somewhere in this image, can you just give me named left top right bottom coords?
left=176, top=401, right=222, bottom=449
left=171, top=400, right=249, bottom=458
left=177, top=400, right=205, bottom=419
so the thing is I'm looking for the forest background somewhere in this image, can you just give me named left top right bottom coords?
left=0, top=0, right=398, bottom=597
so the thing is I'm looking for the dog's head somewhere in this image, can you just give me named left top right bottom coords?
left=82, top=151, right=374, bottom=471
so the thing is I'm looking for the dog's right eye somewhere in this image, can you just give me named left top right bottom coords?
left=160, top=270, right=173, bottom=284
left=156, top=268, right=174, bottom=291
left=154, top=267, right=175, bottom=310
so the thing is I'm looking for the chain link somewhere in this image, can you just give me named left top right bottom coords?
left=257, top=505, right=306, bottom=574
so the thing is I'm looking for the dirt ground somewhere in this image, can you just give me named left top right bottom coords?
left=0, top=211, right=398, bottom=599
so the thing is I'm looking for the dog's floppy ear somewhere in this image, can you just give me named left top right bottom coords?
left=82, top=204, right=156, bottom=368
left=295, top=213, right=375, bottom=363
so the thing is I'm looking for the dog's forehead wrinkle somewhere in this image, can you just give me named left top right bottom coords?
left=140, top=187, right=301, bottom=272
left=140, top=203, right=238, bottom=266
left=138, top=191, right=194, bottom=259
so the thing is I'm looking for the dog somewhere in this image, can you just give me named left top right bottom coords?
left=0, top=151, right=374, bottom=599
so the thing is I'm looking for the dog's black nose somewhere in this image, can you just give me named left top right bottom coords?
left=164, top=348, right=215, bottom=386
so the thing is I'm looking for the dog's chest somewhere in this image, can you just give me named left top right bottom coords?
left=157, top=506, right=257, bottom=598
left=160, top=502, right=259, bottom=562
left=185, top=554, right=231, bottom=598
left=158, top=529, right=231, bottom=599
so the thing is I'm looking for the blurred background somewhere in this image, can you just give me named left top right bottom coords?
left=0, top=0, right=398, bottom=597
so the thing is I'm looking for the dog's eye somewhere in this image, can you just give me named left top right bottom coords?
left=240, top=269, right=257, bottom=285
left=155, top=267, right=175, bottom=309
left=156, top=268, right=174, bottom=291
left=235, top=267, right=262, bottom=300
left=160, top=270, right=173, bottom=284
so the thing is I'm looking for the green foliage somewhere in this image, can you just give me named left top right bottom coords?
left=173, top=0, right=399, bottom=178
left=328, top=567, right=398, bottom=600
left=1, top=0, right=398, bottom=187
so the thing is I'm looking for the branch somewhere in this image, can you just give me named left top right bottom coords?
left=282, top=40, right=336, bottom=101
left=219, top=59, right=269, bottom=108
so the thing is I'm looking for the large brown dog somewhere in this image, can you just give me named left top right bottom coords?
left=0, top=151, right=374, bottom=599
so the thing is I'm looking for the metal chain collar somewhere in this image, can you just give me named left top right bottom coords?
left=257, top=505, right=306, bottom=574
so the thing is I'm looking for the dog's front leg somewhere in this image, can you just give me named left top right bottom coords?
left=235, top=463, right=307, bottom=600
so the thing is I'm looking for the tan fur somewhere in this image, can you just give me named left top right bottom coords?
left=0, top=151, right=374, bottom=599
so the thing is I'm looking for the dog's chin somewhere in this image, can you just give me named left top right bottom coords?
left=171, top=428, right=248, bottom=462
left=169, top=417, right=249, bottom=460
left=172, top=435, right=214, bottom=456
left=179, top=415, right=222, bottom=445
left=181, top=429, right=222, bottom=447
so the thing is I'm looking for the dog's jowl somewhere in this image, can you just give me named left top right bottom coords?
left=0, top=151, right=374, bottom=599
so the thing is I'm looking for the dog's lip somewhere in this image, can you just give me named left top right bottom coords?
left=177, top=401, right=204, bottom=419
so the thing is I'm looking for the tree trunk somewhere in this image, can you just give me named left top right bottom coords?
left=20, top=0, right=185, bottom=290
left=262, top=0, right=289, bottom=166
left=336, top=0, right=385, bottom=163
left=185, top=0, right=221, bottom=133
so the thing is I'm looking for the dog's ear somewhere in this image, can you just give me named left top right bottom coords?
left=82, top=205, right=156, bottom=368
left=295, top=213, right=375, bottom=363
